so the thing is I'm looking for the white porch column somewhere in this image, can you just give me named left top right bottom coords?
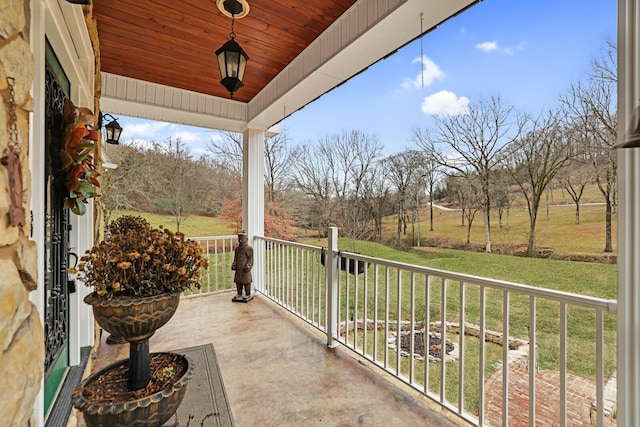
left=242, top=128, right=265, bottom=239
left=617, top=0, right=640, bottom=425
left=242, top=129, right=265, bottom=290
left=242, top=128, right=265, bottom=290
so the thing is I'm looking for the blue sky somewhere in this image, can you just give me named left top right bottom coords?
left=116, top=0, right=616, bottom=156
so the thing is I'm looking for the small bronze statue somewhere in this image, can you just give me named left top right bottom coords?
left=231, top=231, right=254, bottom=302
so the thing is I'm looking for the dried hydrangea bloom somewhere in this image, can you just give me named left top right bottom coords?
left=77, top=215, right=208, bottom=299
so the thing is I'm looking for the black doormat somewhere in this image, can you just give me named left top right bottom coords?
left=163, top=344, right=234, bottom=427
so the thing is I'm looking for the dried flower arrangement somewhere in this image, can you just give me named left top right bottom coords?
left=76, top=215, right=208, bottom=299
left=60, top=99, right=101, bottom=215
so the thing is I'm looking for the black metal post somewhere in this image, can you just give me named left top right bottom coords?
left=128, top=340, right=150, bottom=390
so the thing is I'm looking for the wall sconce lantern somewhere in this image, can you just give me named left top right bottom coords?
left=98, top=112, right=123, bottom=145
left=215, top=0, right=250, bottom=99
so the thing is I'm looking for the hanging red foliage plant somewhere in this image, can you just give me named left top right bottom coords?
left=60, top=99, right=100, bottom=215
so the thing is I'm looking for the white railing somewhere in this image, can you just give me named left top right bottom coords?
left=187, top=235, right=238, bottom=297
left=255, top=230, right=617, bottom=427
left=254, top=236, right=327, bottom=331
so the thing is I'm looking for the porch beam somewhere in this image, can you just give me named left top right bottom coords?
left=100, top=73, right=248, bottom=132
left=617, top=0, right=640, bottom=425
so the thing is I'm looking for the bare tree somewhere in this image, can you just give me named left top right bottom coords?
left=407, top=179, right=425, bottom=246
left=207, top=131, right=243, bottom=176
left=291, top=141, right=334, bottom=237
left=490, top=167, right=516, bottom=230
left=447, top=174, right=481, bottom=244
left=362, top=162, right=391, bottom=241
left=208, top=129, right=302, bottom=202
left=385, top=150, right=423, bottom=241
left=153, top=138, right=207, bottom=232
left=291, top=131, right=383, bottom=239
left=99, top=144, right=143, bottom=232
left=504, top=111, right=577, bottom=257
left=558, top=148, right=595, bottom=225
left=197, top=155, right=240, bottom=216
left=411, top=130, right=444, bottom=232
left=415, top=96, right=516, bottom=252
left=263, top=130, right=298, bottom=203
left=560, top=40, right=617, bottom=252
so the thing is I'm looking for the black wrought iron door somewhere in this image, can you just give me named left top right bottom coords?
left=43, top=62, right=70, bottom=382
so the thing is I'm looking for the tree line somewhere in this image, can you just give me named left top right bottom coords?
left=102, top=40, right=617, bottom=257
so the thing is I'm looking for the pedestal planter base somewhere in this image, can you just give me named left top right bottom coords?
left=72, top=352, right=194, bottom=427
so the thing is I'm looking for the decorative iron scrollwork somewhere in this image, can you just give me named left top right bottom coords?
left=44, top=65, right=70, bottom=377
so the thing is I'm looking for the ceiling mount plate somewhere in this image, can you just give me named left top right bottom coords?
left=217, top=0, right=250, bottom=19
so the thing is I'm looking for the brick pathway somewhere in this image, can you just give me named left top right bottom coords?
left=485, top=366, right=595, bottom=426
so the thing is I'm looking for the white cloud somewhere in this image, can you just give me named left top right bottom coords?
left=421, top=90, right=470, bottom=116
left=476, top=41, right=498, bottom=52
left=476, top=40, right=526, bottom=55
left=516, top=40, right=527, bottom=51
left=172, top=130, right=201, bottom=143
left=123, top=121, right=170, bottom=139
left=401, top=55, right=445, bottom=89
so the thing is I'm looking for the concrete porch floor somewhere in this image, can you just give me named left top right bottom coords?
left=80, top=292, right=459, bottom=426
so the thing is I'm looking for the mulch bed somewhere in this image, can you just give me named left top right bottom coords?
left=82, top=352, right=188, bottom=403
left=399, top=332, right=454, bottom=359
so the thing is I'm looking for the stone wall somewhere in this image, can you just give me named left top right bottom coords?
left=0, top=1, right=44, bottom=426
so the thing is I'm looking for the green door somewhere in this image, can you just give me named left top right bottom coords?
left=43, top=40, right=72, bottom=416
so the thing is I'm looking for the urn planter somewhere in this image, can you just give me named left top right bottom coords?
left=84, top=292, right=181, bottom=390
left=85, top=292, right=181, bottom=343
left=72, top=352, right=194, bottom=427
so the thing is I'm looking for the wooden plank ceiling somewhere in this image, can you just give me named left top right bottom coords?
left=93, top=0, right=357, bottom=103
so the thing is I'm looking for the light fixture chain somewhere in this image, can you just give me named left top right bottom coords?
left=230, top=14, right=236, bottom=40
left=420, top=13, right=424, bottom=89
left=6, top=77, right=20, bottom=153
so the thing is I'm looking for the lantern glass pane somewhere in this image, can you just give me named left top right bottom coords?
left=216, top=51, right=226, bottom=78
left=237, top=54, right=246, bottom=81
left=226, top=51, right=240, bottom=78
left=105, top=126, right=114, bottom=142
left=112, top=126, right=122, bottom=143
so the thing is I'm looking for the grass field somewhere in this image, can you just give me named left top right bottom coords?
left=382, top=198, right=616, bottom=256
left=112, top=184, right=616, bottom=256
left=110, top=210, right=236, bottom=237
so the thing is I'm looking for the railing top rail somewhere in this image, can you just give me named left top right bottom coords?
left=337, top=249, right=616, bottom=313
left=190, top=235, right=238, bottom=241
left=256, top=235, right=323, bottom=252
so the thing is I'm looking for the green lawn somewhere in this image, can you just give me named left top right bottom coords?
left=382, top=201, right=616, bottom=255
left=110, top=210, right=235, bottom=237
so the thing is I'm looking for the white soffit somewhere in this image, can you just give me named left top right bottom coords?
left=100, top=73, right=249, bottom=132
